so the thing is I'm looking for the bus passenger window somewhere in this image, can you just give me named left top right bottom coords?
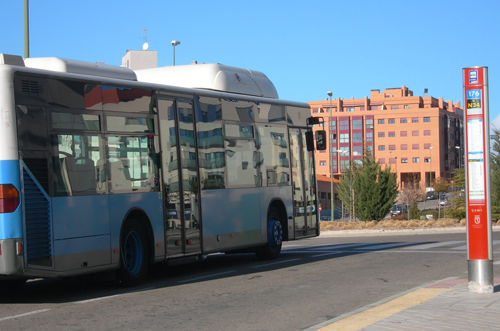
left=52, top=134, right=101, bottom=196
left=106, top=136, right=159, bottom=194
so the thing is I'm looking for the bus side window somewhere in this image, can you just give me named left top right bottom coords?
left=52, top=134, right=102, bottom=196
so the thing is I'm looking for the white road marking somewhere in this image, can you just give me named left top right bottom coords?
left=0, top=309, right=51, bottom=322
left=403, top=241, right=464, bottom=250
left=177, top=271, right=236, bottom=284
left=354, top=242, right=421, bottom=250
left=75, top=287, right=155, bottom=304
left=251, top=258, right=301, bottom=268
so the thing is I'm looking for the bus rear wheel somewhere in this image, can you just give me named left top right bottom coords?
left=117, top=219, right=148, bottom=287
left=256, top=207, right=283, bottom=260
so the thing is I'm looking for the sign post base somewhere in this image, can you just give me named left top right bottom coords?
left=468, top=260, right=494, bottom=293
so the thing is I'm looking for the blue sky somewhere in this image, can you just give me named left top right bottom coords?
left=1, top=0, right=499, bottom=128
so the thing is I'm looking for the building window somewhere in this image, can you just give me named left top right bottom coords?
left=353, top=132, right=363, bottom=143
left=378, top=145, right=385, bottom=151
left=412, top=144, right=419, bottom=150
left=391, top=106, right=399, bottom=110
left=412, top=130, right=419, bottom=136
left=401, top=144, right=408, bottom=150
left=424, top=157, right=431, bottom=163
left=401, top=157, right=408, bottom=163
left=339, top=133, right=350, bottom=143
left=400, top=118, right=407, bottom=124
left=404, top=105, right=409, bottom=109
left=424, top=117, right=430, bottom=122
left=378, top=132, right=385, bottom=138
left=371, top=105, right=379, bottom=110
left=389, top=144, right=396, bottom=150
left=389, top=158, right=396, bottom=164
left=388, top=118, right=395, bottom=124
left=424, top=143, right=431, bottom=149
left=378, top=119, right=385, bottom=124
left=412, top=157, right=420, bottom=163
left=365, top=119, right=373, bottom=129
left=319, top=161, right=326, bottom=166
left=339, top=120, right=349, bottom=130
left=400, top=131, right=407, bottom=137
left=346, top=107, right=355, bottom=112
left=339, top=147, right=350, bottom=156
left=366, top=132, right=373, bottom=142
left=412, top=117, right=419, bottom=123
left=424, top=130, right=431, bottom=136
left=352, top=119, right=362, bottom=129
left=379, top=158, right=386, bottom=164
left=388, top=131, right=395, bottom=137
left=353, top=146, right=363, bottom=156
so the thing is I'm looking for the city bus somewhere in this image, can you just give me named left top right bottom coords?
left=0, top=53, right=324, bottom=287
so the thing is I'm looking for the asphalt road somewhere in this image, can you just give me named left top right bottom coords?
left=1, top=231, right=499, bottom=331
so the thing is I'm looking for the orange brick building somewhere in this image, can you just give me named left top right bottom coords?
left=309, top=86, right=464, bottom=194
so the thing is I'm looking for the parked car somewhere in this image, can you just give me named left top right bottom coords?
left=390, top=205, right=402, bottom=217
left=425, top=191, right=439, bottom=200
left=439, top=198, right=449, bottom=206
left=320, top=216, right=332, bottom=221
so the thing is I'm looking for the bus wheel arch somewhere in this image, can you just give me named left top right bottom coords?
left=256, top=201, right=286, bottom=260
left=117, top=210, right=153, bottom=286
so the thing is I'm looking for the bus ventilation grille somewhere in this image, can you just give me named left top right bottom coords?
left=23, top=168, right=53, bottom=267
left=21, top=80, right=40, bottom=95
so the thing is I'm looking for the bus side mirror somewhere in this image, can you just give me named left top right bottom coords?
left=315, top=130, right=327, bottom=150
left=305, top=131, right=315, bottom=151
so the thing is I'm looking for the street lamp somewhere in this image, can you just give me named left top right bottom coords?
left=429, top=147, right=434, bottom=190
left=327, top=91, right=333, bottom=216
left=339, top=149, right=348, bottom=221
left=455, top=146, right=461, bottom=169
left=171, top=40, right=181, bottom=66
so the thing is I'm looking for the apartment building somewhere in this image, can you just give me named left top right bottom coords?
left=309, top=86, right=464, bottom=191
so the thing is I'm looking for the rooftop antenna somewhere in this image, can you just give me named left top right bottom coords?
left=141, top=29, right=149, bottom=51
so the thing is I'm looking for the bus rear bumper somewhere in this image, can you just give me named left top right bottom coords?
left=0, top=238, right=24, bottom=276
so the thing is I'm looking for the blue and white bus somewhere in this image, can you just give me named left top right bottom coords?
left=0, top=54, right=323, bottom=287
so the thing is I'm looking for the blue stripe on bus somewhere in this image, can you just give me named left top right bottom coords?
left=0, top=159, right=23, bottom=239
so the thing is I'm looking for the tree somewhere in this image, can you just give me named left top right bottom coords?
left=336, top=162, right=360, bottom=221
left=450, top=168, right=465, bottom=209
left=399, top=174, right=425, bottom=220
left=353, top=155, right=398, bottom=222
left=433, top=177, right=449, bottom=219
left=490, top=128, right=500, bottom=208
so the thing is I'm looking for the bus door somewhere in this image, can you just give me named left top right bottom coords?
left=158, top=97, right=201, bottom=256
left=288, top=128, right=319, bottom=238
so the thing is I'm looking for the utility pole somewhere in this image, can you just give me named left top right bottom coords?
left=24, top=0, right=29, bottom=58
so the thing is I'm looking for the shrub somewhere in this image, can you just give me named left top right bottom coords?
left=448, top=207, right=466, bottom=220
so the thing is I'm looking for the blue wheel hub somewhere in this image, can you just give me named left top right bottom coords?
left=268, top=218, right=283, bottom=248
left=124, top=231, right=144, bottom=275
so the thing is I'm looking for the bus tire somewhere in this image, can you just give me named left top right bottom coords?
left=117, top=219, right=149, bottom=287
left=256, top=207, right=283, bottom=260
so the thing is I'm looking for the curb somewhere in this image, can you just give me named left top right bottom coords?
left=302, top=277, right=460, bottom=331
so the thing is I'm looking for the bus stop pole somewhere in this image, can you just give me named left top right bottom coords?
left=463, top=67, right=494, bottom=293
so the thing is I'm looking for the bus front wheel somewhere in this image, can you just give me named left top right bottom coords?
left=117, top=219, right=148, bottom=286
left=256, top=207, right=283, bottom=260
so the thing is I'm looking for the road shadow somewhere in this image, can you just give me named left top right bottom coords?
left=0, top=240, right=433, bottom=304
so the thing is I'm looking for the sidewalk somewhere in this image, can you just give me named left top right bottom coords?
left=307, top=277, right=500, bottom=331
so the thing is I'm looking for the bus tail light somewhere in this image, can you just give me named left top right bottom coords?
left=0, top=184, right=20, bottom=213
